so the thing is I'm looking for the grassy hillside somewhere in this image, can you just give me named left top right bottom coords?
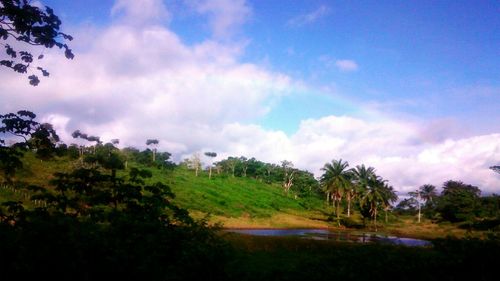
left=2, top=153, right=331, bottom=228
left=2, top=153, right=490, bottom=237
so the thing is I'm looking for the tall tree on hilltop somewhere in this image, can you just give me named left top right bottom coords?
left=204, top=152, right=217, bottom=180
left=0, top=0, right=74, bottom=85
left=189, top=153, right=202, bottom=177
left=239, top=156, right=248, bottom=177
left=281, top=160, right=295, bottom=195
left=146, top=139, right=159, bottom=162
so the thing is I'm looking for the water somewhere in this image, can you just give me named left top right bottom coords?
left=225, top=228, right=432, bottom=247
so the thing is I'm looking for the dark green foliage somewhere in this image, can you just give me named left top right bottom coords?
left=436, top=180, right=481, bottom=222
left=0, top=164, right=230, bottom=280
left=66, top=143, right=80, bottom=159
left=225, top=235, right=500, bottom=281
left=0, top=0, right=73, bottom=85
left=0, top=111, right=230, bottom=279
left=490, top=165, right=500, bottom=174
left=394, top=198, right=418, bottom=215
left=0, top=111, right=59, bottom=182
left=478, top=194, right=500, bottom=218
left=215, top=156, right=318, bottom=196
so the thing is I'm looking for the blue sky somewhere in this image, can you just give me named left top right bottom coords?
left=3, top=0, right=499, bottom=193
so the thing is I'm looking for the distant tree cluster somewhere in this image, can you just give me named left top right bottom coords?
left=212, top=156, right=319, bottom=197
left=395, top=180, right=500, bottom=226
left=319, top=159, right=397, bottom=229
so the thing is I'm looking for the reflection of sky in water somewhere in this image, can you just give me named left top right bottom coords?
left=225, top=229, right=432, bottom=247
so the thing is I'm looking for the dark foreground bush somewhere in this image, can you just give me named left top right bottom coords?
left=0, top=217, right=230, bottom=281
left=223, top=234, right=500, bottom=281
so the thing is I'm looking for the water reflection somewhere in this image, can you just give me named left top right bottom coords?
left=225, top=229, right=432, bottom=247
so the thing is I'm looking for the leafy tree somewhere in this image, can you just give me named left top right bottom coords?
left=238, top=156, right=249, bottom=177
left=0, top=110, right=58, bottom=182
left=0, top=0, right=74, bottom=85
left=204, top=152, right=217, bottom=179
left=225, top=157, right=238, bottom=177
left=436, top=180, right=481, bottom=222
left=380, top=183, right=398, bottom=223
left=292, top=169, right=320, bottom=197
left=188, top=153, right=202, bottom=176
left=145, top=139, right=159, bottom=162
left=395, top=198, right=419, bottom=215
left=408, top=190, right=423, bottom=223
left=281, top=160, right=294, bottom=194
left=490, top=166, right=500, bottom=174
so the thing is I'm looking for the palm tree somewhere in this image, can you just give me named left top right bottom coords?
left=419, top=184, right=437, bottom=206
left=351, top=164, right=376, bottom=191
left=320, top=159, right=351, bottom=223
left=411, top=184, right=437, bottom=222
left=408, top=189, right=422, bottom=223
left=380, top=183, right=398, bottom=223
left=354, top=167, right=383, bottom=231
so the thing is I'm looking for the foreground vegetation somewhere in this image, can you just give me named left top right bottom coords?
left=224, top=234, right=500, bottom=281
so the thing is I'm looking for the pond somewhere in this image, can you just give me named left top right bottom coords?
left=225, top=228, right=432, bottom=247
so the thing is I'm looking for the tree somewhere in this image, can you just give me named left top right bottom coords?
left=239, top=156, right=248, bottom=177
left=359, top=175, right=386, bottom=231
left=395, top=198, right=419, bottom=215
left=189, top=153, right=202, bottom=177
left=380, top=183, right=398, bottom=223
left=351, top=164, right=376, bottom=217
left=320, top=159, right=351, bottom=221
left=281, top=160, right=295, bottom=195
left=490, top=166, right=500, bottom=174
left=419, top=184, right=438, bottom=218
left=0, top=110, right=58, bottom=182
left=146, top=139, right=159, bottom=162
left=408, top=190, right=423, bottom=223
left=225, top=157, right=238, bottom=177
left=204, top=152, right=217, bottom=179
left=0, top=0, right=74, bottom=85
left=436, top=180, right=481, bottom=222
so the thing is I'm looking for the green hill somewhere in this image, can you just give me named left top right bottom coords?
left=1, top=153, right=331, bottom=228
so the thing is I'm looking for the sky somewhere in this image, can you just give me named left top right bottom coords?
left=1, top=0, right=499, bottom=194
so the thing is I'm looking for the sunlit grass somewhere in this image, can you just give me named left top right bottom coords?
left=2, top=153, right=494, bottom=239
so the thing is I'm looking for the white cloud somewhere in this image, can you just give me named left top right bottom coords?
left=288, top=5, right=330, bottom=27
left=0, top=1, right=292, bottom=156
left=335, top=59, right=358, bottom=72
left=188, top=0, right=251, bottom=39
left=1, top=0, right=498, bottom=197
left=203, top=116, right=500, bottom=194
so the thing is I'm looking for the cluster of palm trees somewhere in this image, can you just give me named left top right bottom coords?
left=320, top=159, right=398, bottom=230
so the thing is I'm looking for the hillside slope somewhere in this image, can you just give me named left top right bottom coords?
left=1, top=154, right=331, bottom=228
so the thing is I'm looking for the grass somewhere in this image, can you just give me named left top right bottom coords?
left=222, top=233, right=500, bottom=281
left=1, top=153, right=496, bottom=239
left=147, top=165, right=330, bottom=227
left=2, top=154, right=331, bottom=228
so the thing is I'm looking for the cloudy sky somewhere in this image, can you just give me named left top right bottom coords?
left=1, top=0, right=499, bottom=194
